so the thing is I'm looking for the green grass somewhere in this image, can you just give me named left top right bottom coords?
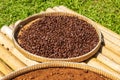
left=0, top=0, right=120, bottom=34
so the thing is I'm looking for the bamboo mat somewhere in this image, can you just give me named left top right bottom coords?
left=0, top=6, right=120, bottom=79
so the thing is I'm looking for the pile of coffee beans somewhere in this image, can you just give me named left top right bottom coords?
left=17, top=15, right=99, bottom=58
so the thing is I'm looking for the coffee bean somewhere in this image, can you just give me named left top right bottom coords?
left=1, top=44, right=4, bottom=46
left=6, top=48, right=9, bottom=51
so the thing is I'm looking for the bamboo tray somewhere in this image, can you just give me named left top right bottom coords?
left=0, top=6, right=120, bottom=79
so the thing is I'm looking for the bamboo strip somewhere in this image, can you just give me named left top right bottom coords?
left=9, top=20, right=22, bottom=30
left=0, top=32, right=39, bottom=66
left=14, top=20, right=22, bottom=28
left=0, top=45, right=26, bottom=70
left=40, top=11, right=45, bottom=13
left=53, top=6, right=64, bottom=12
left=0, top=71, right=4, bottom=78
left=58, top=6, right=77, bottom=14
left=12, top=48, right=39, bottom=65
left=87, top=58, right=120, bottom=79
left=9, top=24, right=14, bottom=30
left=96, top=23, right=120, bottom=40
left=100, top=29, right=120, bottom=47
left=87, top=58, right=114, bottom=72
left=101, top=47, right=120, bottom=64
left=104, top=39, right=120, bottom=56
left=0, top=32, right=15, bottom=49
left=0, top=25, right=12, bottom=39
left=96, top=53, right=120, bottom=73
left=46, top=8, right=55, bottom=12
left=0, top=59, right=13, bottom=75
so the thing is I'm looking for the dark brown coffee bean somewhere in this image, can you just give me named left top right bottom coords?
left=1, top=44, right=4, bottom=46
left=6, top=48, right=9, bottom=51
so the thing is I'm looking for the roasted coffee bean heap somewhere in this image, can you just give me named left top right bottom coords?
left=17, top=15, right=99, bottom=58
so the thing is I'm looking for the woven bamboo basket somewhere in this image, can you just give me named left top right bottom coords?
left=1, top=61, right=118, bottom=80
left=13, top=12, right=101, bottom=62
